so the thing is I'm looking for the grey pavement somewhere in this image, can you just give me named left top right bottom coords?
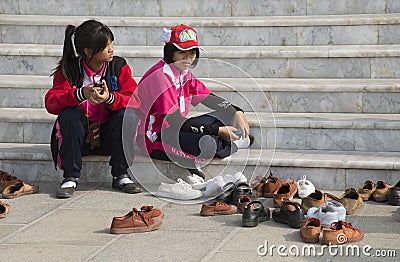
left=0, top=182, right=399, bottom=262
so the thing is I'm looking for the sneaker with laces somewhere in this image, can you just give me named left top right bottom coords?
left=307, top=205, right=339, bottom=228
left=157, top=178, right=202, bottom=200
left=185, top=174, right=205, bottom=189
left=297, top=175, right=315, bottom=199
left=223, top=172, right=247, bottom=185
left=203, top=176, right=225, bottom=197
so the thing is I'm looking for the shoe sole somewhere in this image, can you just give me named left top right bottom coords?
left=301, top=235, right=320, bottom=244
left=157, top=191, right=202, bottom=200
left=110, top=221, right=162, bottom=234
left=272, top=216, right=304, bottom=228
left=200, top=209, right=237, bottom=216
left=242, top=216, right=269, bottom=227
left=112, top=183, right=142, bottom=194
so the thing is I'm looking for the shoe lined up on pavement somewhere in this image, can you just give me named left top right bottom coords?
left=200, top=201, right=237, bottom=216
left=0, top=170, right=39, bottom=199
left=321, top=220, right=364, bottom=245
left=110, top=206, right=163, bottom=234
left=307, top=200, right=346, bottom=228
left=339, top=188, right=363, bottom=215
left=242, top=200, right=270, bottom=227
left=251, top=170, right=284, bottom=198
left=388, top=180, right=400, bottom=206
left=272, top=200, right=305, bottom=228
left=157, top=178, right=202, bottom=200
left=0, top=201, right=10, bottom=218
left=297, top=175, right=315, bottom=199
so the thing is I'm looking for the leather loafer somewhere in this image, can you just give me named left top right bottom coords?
left=242, top=200, right=270, bottom=227
left=56, top=177, right=77, bottom=199
left=112, top=174, right=142, bottom=194
left=216, top=182, right=235, bottom=204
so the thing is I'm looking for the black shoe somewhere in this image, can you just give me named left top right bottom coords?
left=187, top=168, right=206, bottom=179
left=388, top=180, right=400, bottom=206
left=56, top=177, right=78, bottom=199
left=232, top=182, right=258, bottom=206
left=249, top=134, right=255, bottom=147
left=242, top=200, right=270, bottom=227
left=272, top=200, right=305, bottom=228
left=112, top=174, right=142, bottom=194
left=216, top=182, right=236, bottom=204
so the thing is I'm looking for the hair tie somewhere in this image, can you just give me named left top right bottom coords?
left=160, top=27, right=172, bottom=43
left=71, top=32, right=78, bottom=57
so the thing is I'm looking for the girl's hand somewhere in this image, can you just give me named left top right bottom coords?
left=232, top=111, right=250, bottom=138
left=89, top=82, right=110, bottom=105
left=218, top=126, right=241, bottom=141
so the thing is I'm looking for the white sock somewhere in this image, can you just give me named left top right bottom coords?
left=119, top=177, right=134, bottom=185
left=233, top=137, right=250, bottom=149
left=61, top=181, right=76, bottom=188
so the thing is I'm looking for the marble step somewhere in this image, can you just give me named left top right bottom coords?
left=2, top=14, right=400, bottom=45
left=0, top=142, right=399, bottom=191
left=1, top=44, right=400, bottom=78
left=3, top=75, right=400, bottom=114
left=2, top=107, right=400, bottom=152
left=1, top=0, right=398, bottom=16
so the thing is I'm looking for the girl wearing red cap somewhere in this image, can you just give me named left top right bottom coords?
left=135, top=24, right=253, bottom=179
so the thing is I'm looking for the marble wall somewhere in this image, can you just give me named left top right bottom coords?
left=1, top=0, right=398, bottom=16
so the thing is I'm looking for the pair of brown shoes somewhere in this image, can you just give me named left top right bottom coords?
left=301, top=219, right=364, bottom=245
left=0, top=201, right=10, bottom=218
left=358, top=180, right=393, bottom=202
left=200, top=201, right=237, bottom=216
left=0, top=170, right=39, bottom=199
left=252, top=171, right=284, bottom=198
left=110, top=206, right=163, bottom=234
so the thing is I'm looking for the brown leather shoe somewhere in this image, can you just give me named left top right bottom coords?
left=263, top=171, right=284, bottom=197
left=0, top=201, right=10, bottom=218
left=273, top=180, right=298, bottom=207
left=238, top=195, right=252, bottom=214
left=300, top=217, right=322, bottom=243
left=322, top=220, right=364, bottom=245
left=110, top=207, right=163, bottom=234
left=339, top=188, right=363, bottom=215
left=358, top=180, right=376, bottom=201
left=0, top=170, right=23, bottom=192
left=300, top=190, right=339, bottom=212
left=2, top=181, right=39, bottom=199
left=139, top=206, right=164, bottom=224
left=372, top=180, right=393, bottom=202
left=251, top=176, right=267, bottom=197
left=200, top=201, right=237, bottom=216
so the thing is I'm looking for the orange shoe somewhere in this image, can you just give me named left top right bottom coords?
left=358, top=180, right=376, bottom=201
left=300, top=218, right=322, bottom=243
left=322, top=220, right=364, bottom=245
left=372, top=181, right=393, bottom=202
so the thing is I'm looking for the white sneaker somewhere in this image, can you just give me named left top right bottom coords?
left=223, top=172, right=247, bottom=185
left=203, top=176, right=225, bottom=197
left=185, top=174, right=205, bottom=188
left=157, top=178, right=202, bottom=200
left=297, top=175, right=315, bottom=198
left=307, top=200, right=346, bottom=227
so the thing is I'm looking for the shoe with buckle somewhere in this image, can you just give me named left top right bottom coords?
left=112, top=174, right=142, bottom=194
left=56, top=177, right=78, bottom=199
left=242, top=200, right=270, bottom=227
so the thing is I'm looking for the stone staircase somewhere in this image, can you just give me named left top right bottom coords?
left=0, top=0, right=399, bottom=189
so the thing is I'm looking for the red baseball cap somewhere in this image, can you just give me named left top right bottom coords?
left=167, top=24, right=201, bottom=51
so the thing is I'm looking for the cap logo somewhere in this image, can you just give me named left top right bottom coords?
left=179, top=29, right=197, bottom=43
